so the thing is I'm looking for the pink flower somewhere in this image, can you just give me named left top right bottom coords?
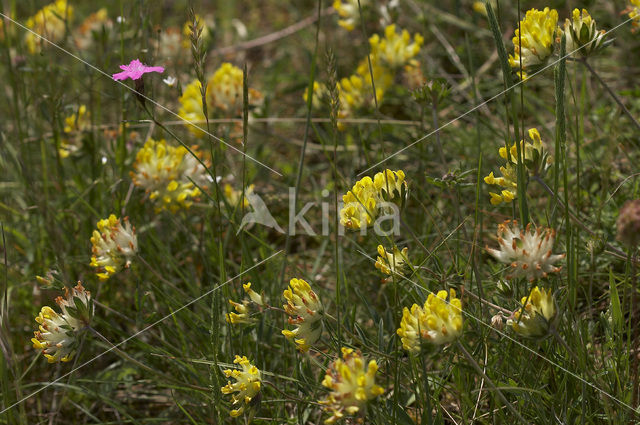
left=112, top=59, right=165, bottom=81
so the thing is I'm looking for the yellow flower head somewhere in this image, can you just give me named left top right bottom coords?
left=182, top=14, right=211, bottom=50
left=369, top=24, right=424, bottom=69
left=375, top=245, right=409, bottom=278
left=397, top=289, right=463, bottom=352
left=131, top=138, right=210, bottom=212
left=221, top=355, right=262, bottom=417
left=472, top=0, right=496, bottom=16
left=627, top=0, right=640, bottom=32
left=206, top=62, right=263, bottom=116
left=340, top=169, right=407, bottom=230
left=31, top=283, right=91, bottom=363
left=507, top=286, right=556, bottom=337
left=486, top=220, right=565, bottom=282
left=90, top=215, right=138, bottom=281
left=485, top=128, right=551, bottom=206
left=224, top=183, right=254, bottom=209
left=508, top=8, right=558, bottom=79
left=178, top=80, right=206, bottom=137
left=333, top=0, right=366, bottom=31
left=60, top=105, right=91, bottom=158
left=74, top=8, right=111, bottom=50
left=563, top=9, right=607, bottom=57
left=25, top=0, right=73, bottom=54
left=226, top=282, right=265, bottom=325
left=282, top=278, right=323, bottom=352
left=320, top=347, right=384, bottom=424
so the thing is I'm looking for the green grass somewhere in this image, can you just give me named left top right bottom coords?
left=1, top=0, right=640, bottom=424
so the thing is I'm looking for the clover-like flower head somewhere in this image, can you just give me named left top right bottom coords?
left=31, top=282, right=91, bottom=363
left=397, top=289, right=463, bottom=352
left=320, top=347, right=384, bottom=424
left=563, top=9, right=607, bottom=57
left=508, top=7, right=558, bottom=79
left=507, top=286, right=556, bottom=337
left=375, top=245, right=409, bottom=278
left=282, top=278, right=323, bottom=352
left=486, top=220, right=565, bottom=282
left=90, top=215, right=138, bottom=280
left=131, top=138, right=210, bottom=212
left=369, top=24, right=424, bottom=69
left=221, top=355, right=262, bottom=417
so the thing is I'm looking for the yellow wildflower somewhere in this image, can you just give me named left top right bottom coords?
left=375, top=245, right=409, bottom=278
left=369, top=24, right=424, bottom=69
left=131, top=138, right=210, bottom=212
left=60, top=105, right=91, bottom=158
left=226, top=282, right=265, bottom=325
left=563, top=9, right=607, bottom=57
left=182, top=14, right=211, bottom=50
left=282, top=278, right=323, bottom=352
left=178, top=80, right=206, bottom=137
left=627, top=0, right=640, bottom=32
left=320, top=347, right=384, bottom=424
left=485, top=128, right=550, bottom=205
left=90, top=215, right=138, bottom=281
left=508, top=7, right=558, bottom=79
left=397, top=289, right=463, bottom=352
left=486, top=220, right=565, bottom=282
left=206, top=62, right=263, bottom=116
left=224, top=183, right=254, bottom=209
left=221, top=355, right=262, bottom=417
left=472, top=0, right=496, bottom=16
left=31, top=282, right=91, bottom=363
left=340, top=169, right=407, bottom=230
left=333, top=0, right=366, bottom=32
left=25, top=0, right=73, bottom=54
left=507, top=286, right=556, bottom=337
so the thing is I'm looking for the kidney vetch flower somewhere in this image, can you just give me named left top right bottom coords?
left=90, top=214, right=138, bottom=280
left=320, top=347, right=384, bottom=424
left=282, top=278, right=323, bottom=352
left=31, top=282, right=92, bottom=363
left=221, top=355, right=262, bottom=417
left=397, top=288, right=463, bottom=352
left=508, top=7, right=559, bottom=79
left=486, top=220, right=565, bottom=281
left=507, top=286, right=556, bottom=337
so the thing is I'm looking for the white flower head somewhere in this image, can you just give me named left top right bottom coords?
left=486, top=220, right=565, bottom=282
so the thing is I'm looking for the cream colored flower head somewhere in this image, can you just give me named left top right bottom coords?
left=31, top=283, right=91, bottom=363
left=486, top=220, right=565, bottom=282
left=507, top=286, right=556, bottom=337
left=25, top=0, right=73, bottom=54
left=340, top=169, right=407, bottom=230
left=90, top=215, right=138, bottom=281
left=320, top=347, right=384, bottom=424
left=369, top=24, right=424, bottom=69
left=375, top=245, right=409, bottom=278
left=282, top=278, right=323, bottom=352
left=563, top=9, right=607, bottom=57
left=508, top=7, right=558, bottom=79
left=131, top=138, right=210, bottom=212
left=221, top=355, right=261, bottom=417
left=333, top=0, right=366, bottom=31
left=397, top=289, right=463, bottom=352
